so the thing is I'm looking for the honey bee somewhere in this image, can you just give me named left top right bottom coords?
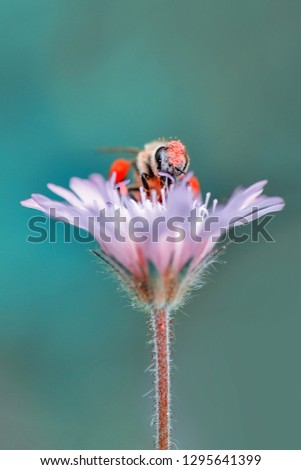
left=98, top=138, right=200, bottom=200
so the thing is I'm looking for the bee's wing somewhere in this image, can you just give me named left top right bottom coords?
left=97, top=146, right=142, bottom=155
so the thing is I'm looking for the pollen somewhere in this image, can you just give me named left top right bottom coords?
left=109, top=158, right=131, bottom=183
left=166, top=140, right=186, bottom=166
left=188, top=175, right=201, bottom=196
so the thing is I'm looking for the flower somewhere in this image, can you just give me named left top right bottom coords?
left=21, top=174, right=284, bottom=310
left=21, top=170, right=284, bottom=450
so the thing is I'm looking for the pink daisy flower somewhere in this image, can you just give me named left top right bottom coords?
left=21, top=175, right=283, bottom=308
left=21, top=172, right=284, bottom=450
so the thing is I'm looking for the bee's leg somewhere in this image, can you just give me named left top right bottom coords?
left=141, top=173, right=150, bottom=191
left=127, top=185, right=141, bottom=202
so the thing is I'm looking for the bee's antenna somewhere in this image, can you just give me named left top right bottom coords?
left=175, top=167, right=186, bottom=174
left=97, top=146, right=142, bottom=155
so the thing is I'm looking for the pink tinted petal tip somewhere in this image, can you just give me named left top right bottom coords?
left=20, top=198, right=42, bottom=210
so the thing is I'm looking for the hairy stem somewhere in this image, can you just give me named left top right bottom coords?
left=150, top=308, right=172, bottom=450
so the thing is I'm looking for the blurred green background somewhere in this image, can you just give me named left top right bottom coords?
left=0, top=0, right=300, bottom=450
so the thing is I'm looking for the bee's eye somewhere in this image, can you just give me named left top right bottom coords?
left=155, top=147, right=167, bottom=169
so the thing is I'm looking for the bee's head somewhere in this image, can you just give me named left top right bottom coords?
left=153, top=140, right=189, bottom=177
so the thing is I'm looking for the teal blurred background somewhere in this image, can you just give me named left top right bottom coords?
left=0, top=0, right=300, bottom=450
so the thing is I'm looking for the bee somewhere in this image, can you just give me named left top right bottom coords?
left=98, top=138, right=200, bottom=200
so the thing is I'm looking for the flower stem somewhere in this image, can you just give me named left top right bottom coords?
left=151, top=308, right=172, bottom=450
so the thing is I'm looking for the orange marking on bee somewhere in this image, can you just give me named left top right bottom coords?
left=146, top=177, right=162, bottom=194
left=109, top=159, right=131, bottom=183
